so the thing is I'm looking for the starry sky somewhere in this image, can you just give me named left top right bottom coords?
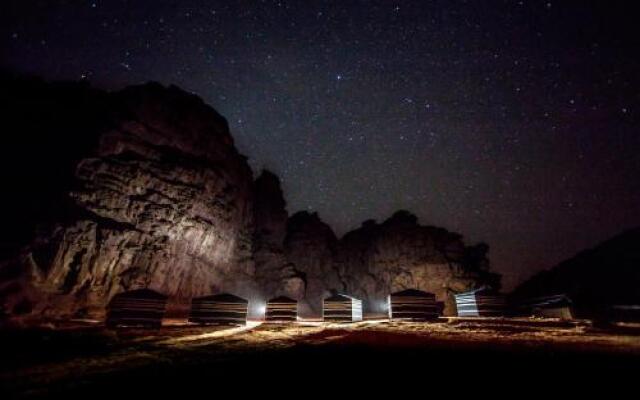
left=2, top=1, right=639, bottom=289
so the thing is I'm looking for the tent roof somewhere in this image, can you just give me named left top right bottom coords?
left=455, top=287, right=500, bottom=297
left=194, top=293, right=248, bottom=303
left=268, top=296, right=297, bottom=303
left=390, top=288, right=435, bottom=297
left=525, top=294, right=573, bottom=308
left=324, top=294, right=360, bottom=302
left=112, top=288, right=168, bottom=300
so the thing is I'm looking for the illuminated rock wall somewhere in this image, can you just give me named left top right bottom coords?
left=283, top=211, right=499, bottom=317
left=0, top=78, right=498, bottom=322
left=0, top=82, right=257, bottom=320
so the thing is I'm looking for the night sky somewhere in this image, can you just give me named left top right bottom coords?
left=2, top=1, right=639, bottom=289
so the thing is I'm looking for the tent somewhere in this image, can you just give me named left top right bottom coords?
left=189, top=293, right=249, bottom=325
left=388, top=289, right=439, bottom=320
left=265, top=296, right=298, bottom=322
left=323, top=294, right=363, bottom=322
left=454, top=287, right=507, bottom=317
left=106, top=288, right=167, bottom=328
left=524, top=294, right=574, bottom=319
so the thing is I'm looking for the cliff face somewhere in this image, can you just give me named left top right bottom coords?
left=284, top=212, right=342, bottom=316
left=285, top=211, right=498, bottom=316
left=0, top=79, right=257, bottom=320
left=0, top=77, right=499, bottom=322
left=252, top=170, right=301, bottom=303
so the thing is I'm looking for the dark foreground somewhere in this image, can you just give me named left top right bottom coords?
left=1, top=318, right=639, bottom=398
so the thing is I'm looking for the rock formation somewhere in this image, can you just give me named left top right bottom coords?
left=0, top=76, right=500, bottom=323
left=283, top=211, right=342, bottom=316
left=512, top=228, right=640, bottom=319
left=252, top=170, right=302, bottom=305
left=1, top=78, right=257, bottom=320
left=284, top=211, right=498, bottom=316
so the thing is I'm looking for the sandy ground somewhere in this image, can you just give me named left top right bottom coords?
left=1, top=317, right=639, bottom=398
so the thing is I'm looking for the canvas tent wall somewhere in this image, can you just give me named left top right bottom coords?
left=189, top=293, right=248, bottom=325
left=388, top=289, right=439, bottom=320
left=454, top=288, right=506, bottom=317
left=106, top=288, right=168, bottom=328
left=266, top=296, right=298, bottom=322
left=323, top=294, right=363, bottom=322
left=522, top=294, right=574, bottom=319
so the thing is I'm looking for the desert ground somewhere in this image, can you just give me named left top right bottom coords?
left=2, top=317, right=639, bottom=398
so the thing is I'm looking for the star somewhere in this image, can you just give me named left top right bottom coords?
left=3, top=0, right=639, bottom=294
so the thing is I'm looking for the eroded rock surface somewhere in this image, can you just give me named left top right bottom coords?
left=0, top=77, right=499, bottom=322
left=252, top=170, right=302, bottom=305
left=1, top=80, right=257, bottom=320
left=285, top=211, right=498, bottom=316
left=284, top=212, right=342, bottom=316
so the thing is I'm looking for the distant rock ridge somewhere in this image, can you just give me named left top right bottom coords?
left=278, top=210, right=498, bottom=316
left=0, top=76, right=499, bottom=322
left=512, top=228, right=640, bottom=319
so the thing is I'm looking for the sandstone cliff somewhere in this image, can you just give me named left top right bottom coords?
left=283, top=211, right=343, bottom=316
left=1, top=78, right=257, bottom=320
left=252, top=170, right=303, bottom=305
left=284, top=210, right=498, bottom=316
left=0, top=76, right=499, bottom=322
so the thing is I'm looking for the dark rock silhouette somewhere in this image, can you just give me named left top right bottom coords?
left=512, top=228, right=640, bottom=319
left=283, top=211, right=342, bottom=316
left=0, top=76, right=499, bottom=321
left=252, top=170, right=300, bottom=304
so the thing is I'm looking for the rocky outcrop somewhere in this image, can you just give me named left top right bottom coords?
left=0, top=76, right=499, bottom=322
left=283, top=212, right=342, bottom=316
left=252, top=170, right=301, bottom=304
left=0, top=78, right=257, bottom=320
left=512, top=228, right=640, bottom=319
left=285, top=211, right=499, bottom=316
left=253, top=170, right=287, bottom=250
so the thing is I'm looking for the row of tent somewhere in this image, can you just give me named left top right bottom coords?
left=106, top=291, right=366, bottom=328
left=105, top=287, right=575, bottom=328
left=454, top=288, right=575, bottom=318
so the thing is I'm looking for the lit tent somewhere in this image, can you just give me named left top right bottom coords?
left=388, top=289, right=439, bottom=320
left=454, top=287, right=507, bottom=317
left=323, top=294, right=363, bottom=322
left=266, top=296, right=298, bottom=322
left=189, top=293, right=249, bottom=325
left=106, top=288, right=168, bottom=328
